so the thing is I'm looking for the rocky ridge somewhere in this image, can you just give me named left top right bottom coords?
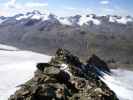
left=9, top=49, right=118, bottom=100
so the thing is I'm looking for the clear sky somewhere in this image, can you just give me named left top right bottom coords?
left=0, top=0, right=133, bottom=16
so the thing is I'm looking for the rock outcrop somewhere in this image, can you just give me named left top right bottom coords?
left=87, top=54, right=111, bottom=74
left=9, top=48, right=118, bottom=100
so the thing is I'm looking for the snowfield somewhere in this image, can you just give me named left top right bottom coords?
left=101, top=69, right=133, bottom=100
left=0, top=44, right=133, bottom=100
left=0, top=45, right=51, bottom=100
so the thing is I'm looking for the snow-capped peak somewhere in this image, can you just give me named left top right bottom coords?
left=58, top=14, right=101, bottom=26
left=109, top=15, right=133, bottom=24
left=15, top=10, right=51, bottom=21
left=78, top=14, right=101, bottom=25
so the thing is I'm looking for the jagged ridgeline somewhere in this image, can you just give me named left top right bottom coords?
left=9, top=48, right=119, bottom=100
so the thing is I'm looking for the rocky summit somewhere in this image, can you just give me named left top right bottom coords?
left=9, top=48, right=118, bottom=100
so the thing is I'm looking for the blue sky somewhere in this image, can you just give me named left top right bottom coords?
left=0, top=0, right=133, bottom=16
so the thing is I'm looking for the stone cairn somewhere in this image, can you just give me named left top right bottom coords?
left=9, top=48, right=119, bottom=100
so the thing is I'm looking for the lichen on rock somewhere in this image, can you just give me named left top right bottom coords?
left=9, top=48, right=119, bottom=100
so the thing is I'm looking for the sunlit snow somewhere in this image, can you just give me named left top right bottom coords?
left=100, top=69, right=133, bottom=100
left=0, top=45, right=51, bottom=100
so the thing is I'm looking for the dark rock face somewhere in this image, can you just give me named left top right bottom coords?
left=87, top=54, right=111, bottom=74
left=9, top=49, right=118, bottom=100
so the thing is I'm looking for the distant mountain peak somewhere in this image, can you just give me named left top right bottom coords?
left=14, top=10, right=52, bottom=21
left=0, top=11, right=133, bottom=26
left=109, top=15, right=133, bottom=24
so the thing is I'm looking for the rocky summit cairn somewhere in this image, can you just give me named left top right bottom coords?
left=9, top=48, right=118, bottom=100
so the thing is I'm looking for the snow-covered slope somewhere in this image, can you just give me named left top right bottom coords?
left=101, top=69, right=133, bottom=100
left=0, top=44, right=51, bottom=100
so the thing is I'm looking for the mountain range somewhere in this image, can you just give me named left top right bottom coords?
left=0, top=10, right=133, bottom=64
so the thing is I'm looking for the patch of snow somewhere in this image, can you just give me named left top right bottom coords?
left=59, top=18, right=72, bottom=25
left=31, top=14, right=41, bottom=20
left=0, top=44, right=18, bottom=51
left=60, top=64, right=68, bottom=70
left=60, top=63, right=72, bottom=76
left=100, top=69, right=133, bottom=100
left=78, top=15, right=101, bottom=25
left=31, top=13, right=49, bottom=21
left=109, top=16, right=116, bottom=23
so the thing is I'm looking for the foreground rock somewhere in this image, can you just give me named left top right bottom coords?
left=9, top=49, right=118, bottom=100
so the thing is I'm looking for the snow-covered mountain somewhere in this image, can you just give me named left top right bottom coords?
left=15, top=10, right=54, bottom=21
left=0, top=10, right=133, bottom=26
left=0, top=10, right=133, bottom=64
left=1, top=10, right=133, bottom=36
